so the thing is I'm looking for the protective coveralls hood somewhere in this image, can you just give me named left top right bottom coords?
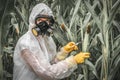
left=13, top=3, right=77, bottom=80
left=29, top=3, right=53, bottom=30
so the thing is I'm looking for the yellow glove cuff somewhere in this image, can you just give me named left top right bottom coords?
left=56, top=48, right=68, bottom=60
left=65, top=56, right=77, bottom=68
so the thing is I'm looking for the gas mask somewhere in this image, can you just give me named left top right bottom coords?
left=32, top=14, right=54, bottom=36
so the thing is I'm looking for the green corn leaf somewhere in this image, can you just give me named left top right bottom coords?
left=70, top=0, right=81, bottom=29
left=97, top=33, right=104, bottom=45
left=85, top=60, right=99, bottom=79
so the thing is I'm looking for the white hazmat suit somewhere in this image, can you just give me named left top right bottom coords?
left=13, top=3, right=77, bottom=80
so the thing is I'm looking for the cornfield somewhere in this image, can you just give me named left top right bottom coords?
left=0, top=0, right=120, bottom=80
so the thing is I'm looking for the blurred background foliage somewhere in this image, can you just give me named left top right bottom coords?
left=0, top=0, right=120, bottom=80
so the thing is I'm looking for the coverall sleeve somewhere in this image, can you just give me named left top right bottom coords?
left=21, top=49, right=77, bottom=80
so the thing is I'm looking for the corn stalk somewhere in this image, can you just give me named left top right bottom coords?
left=81, top=23, right=90, bottom=80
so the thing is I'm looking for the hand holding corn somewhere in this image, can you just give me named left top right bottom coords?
left=63, top=42, right=78, bottom=53
left=74, top=52, right=90, bottom=64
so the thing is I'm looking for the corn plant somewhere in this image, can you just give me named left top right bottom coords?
left=51, top=0, right=99, bottom=80
left=51, top=0, right=120, bottom=80
left=0, top=0, right=37, bottom=79
left=83, top=0, right=120, bottom=80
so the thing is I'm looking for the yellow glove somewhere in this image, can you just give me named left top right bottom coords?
left=63, top=42, right=78, bottom=53
left=74, top=52, right=90, bottom=64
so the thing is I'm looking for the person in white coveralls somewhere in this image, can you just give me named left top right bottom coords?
left=13, top=3, right=90, bottom=80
